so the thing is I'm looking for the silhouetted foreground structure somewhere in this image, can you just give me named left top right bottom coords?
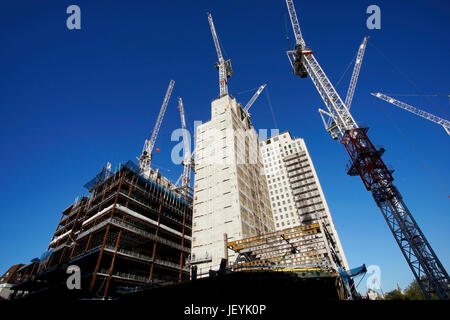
left=121, top=269, right=345, bottom=303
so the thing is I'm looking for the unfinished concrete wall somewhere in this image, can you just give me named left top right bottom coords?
left=191, top=95, right=274, bottom=276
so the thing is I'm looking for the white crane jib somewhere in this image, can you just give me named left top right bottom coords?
left=207, top=13, right=233, bottom=98
left=372, top=92, right=450, bottom=135
left=244, top=84, right=267, bottom=114
left=318, top=36, right=367, bottom=134
left=345, top=36, right=369, bottom=110
left=285, top=0, right=358, bottom=140
left=138, top=80, right=175, bottom=179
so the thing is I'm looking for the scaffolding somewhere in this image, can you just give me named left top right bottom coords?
left=12, top=161, right=192, bottom=299
left=226, top=223, right=335, bottom=272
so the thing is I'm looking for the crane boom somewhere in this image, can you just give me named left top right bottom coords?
left=372, top=93, right=450, bottom=135
left=285, top=0, right=449, bottom=300
left=207, top=13, right=224, bottom=63
left=244, top=84, right=267, bottom=113
left=138, top=80, right=175, bottom=179
left=345, top=37, right=369, bottom=110
left=207, top=13, right=233, bottom=98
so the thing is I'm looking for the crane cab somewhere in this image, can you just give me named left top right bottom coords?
left=215, top=59, right=233, bottom=78
left=292, top=44, right=309, bottom=78
left=326, top=121, right=340, bottom=140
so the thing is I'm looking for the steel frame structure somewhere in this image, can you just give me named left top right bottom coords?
left=13, top=162, right=192, bottom=299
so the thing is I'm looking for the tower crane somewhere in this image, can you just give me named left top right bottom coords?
left=207, top=13, right=233, bottom=98
left=285, top=0, right=449, bottom=299
left=138, top=80, right=175, bottom=179
left=176, top=97, right=192, bottom=197
left=371, top=92, right=450, bottom=135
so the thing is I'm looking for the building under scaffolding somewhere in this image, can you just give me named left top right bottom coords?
left=120, top=224, right=351, bottom=303
left=227, top=223, right=331, bottom=270
left=225, top=223, right=351, bottom=299
left=11, top=161, right=192, bottom=300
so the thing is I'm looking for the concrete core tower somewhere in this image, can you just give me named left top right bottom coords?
left=190, top=95, right=274, bottom=276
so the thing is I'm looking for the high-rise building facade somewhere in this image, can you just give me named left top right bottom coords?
left=191, top=95, right=274, bottom=276
left=259, top=132, right=349, bottom=270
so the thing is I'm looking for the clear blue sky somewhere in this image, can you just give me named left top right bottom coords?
left=0, top=0, right=448, bottom=294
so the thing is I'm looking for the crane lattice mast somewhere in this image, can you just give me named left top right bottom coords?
left=138, top=80, right=175, bottom=179
left=285, top=0, right=449, bottom=299
left=207, top=13, right=233, bottom=98
left=372, top=92, right=450, bottom=135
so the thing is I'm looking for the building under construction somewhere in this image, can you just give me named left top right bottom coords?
left=10, top=161, right=192, bottom=300
left=121, top=223, right=354, bottom=304
left=224, top=223, right=356, bottom=299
